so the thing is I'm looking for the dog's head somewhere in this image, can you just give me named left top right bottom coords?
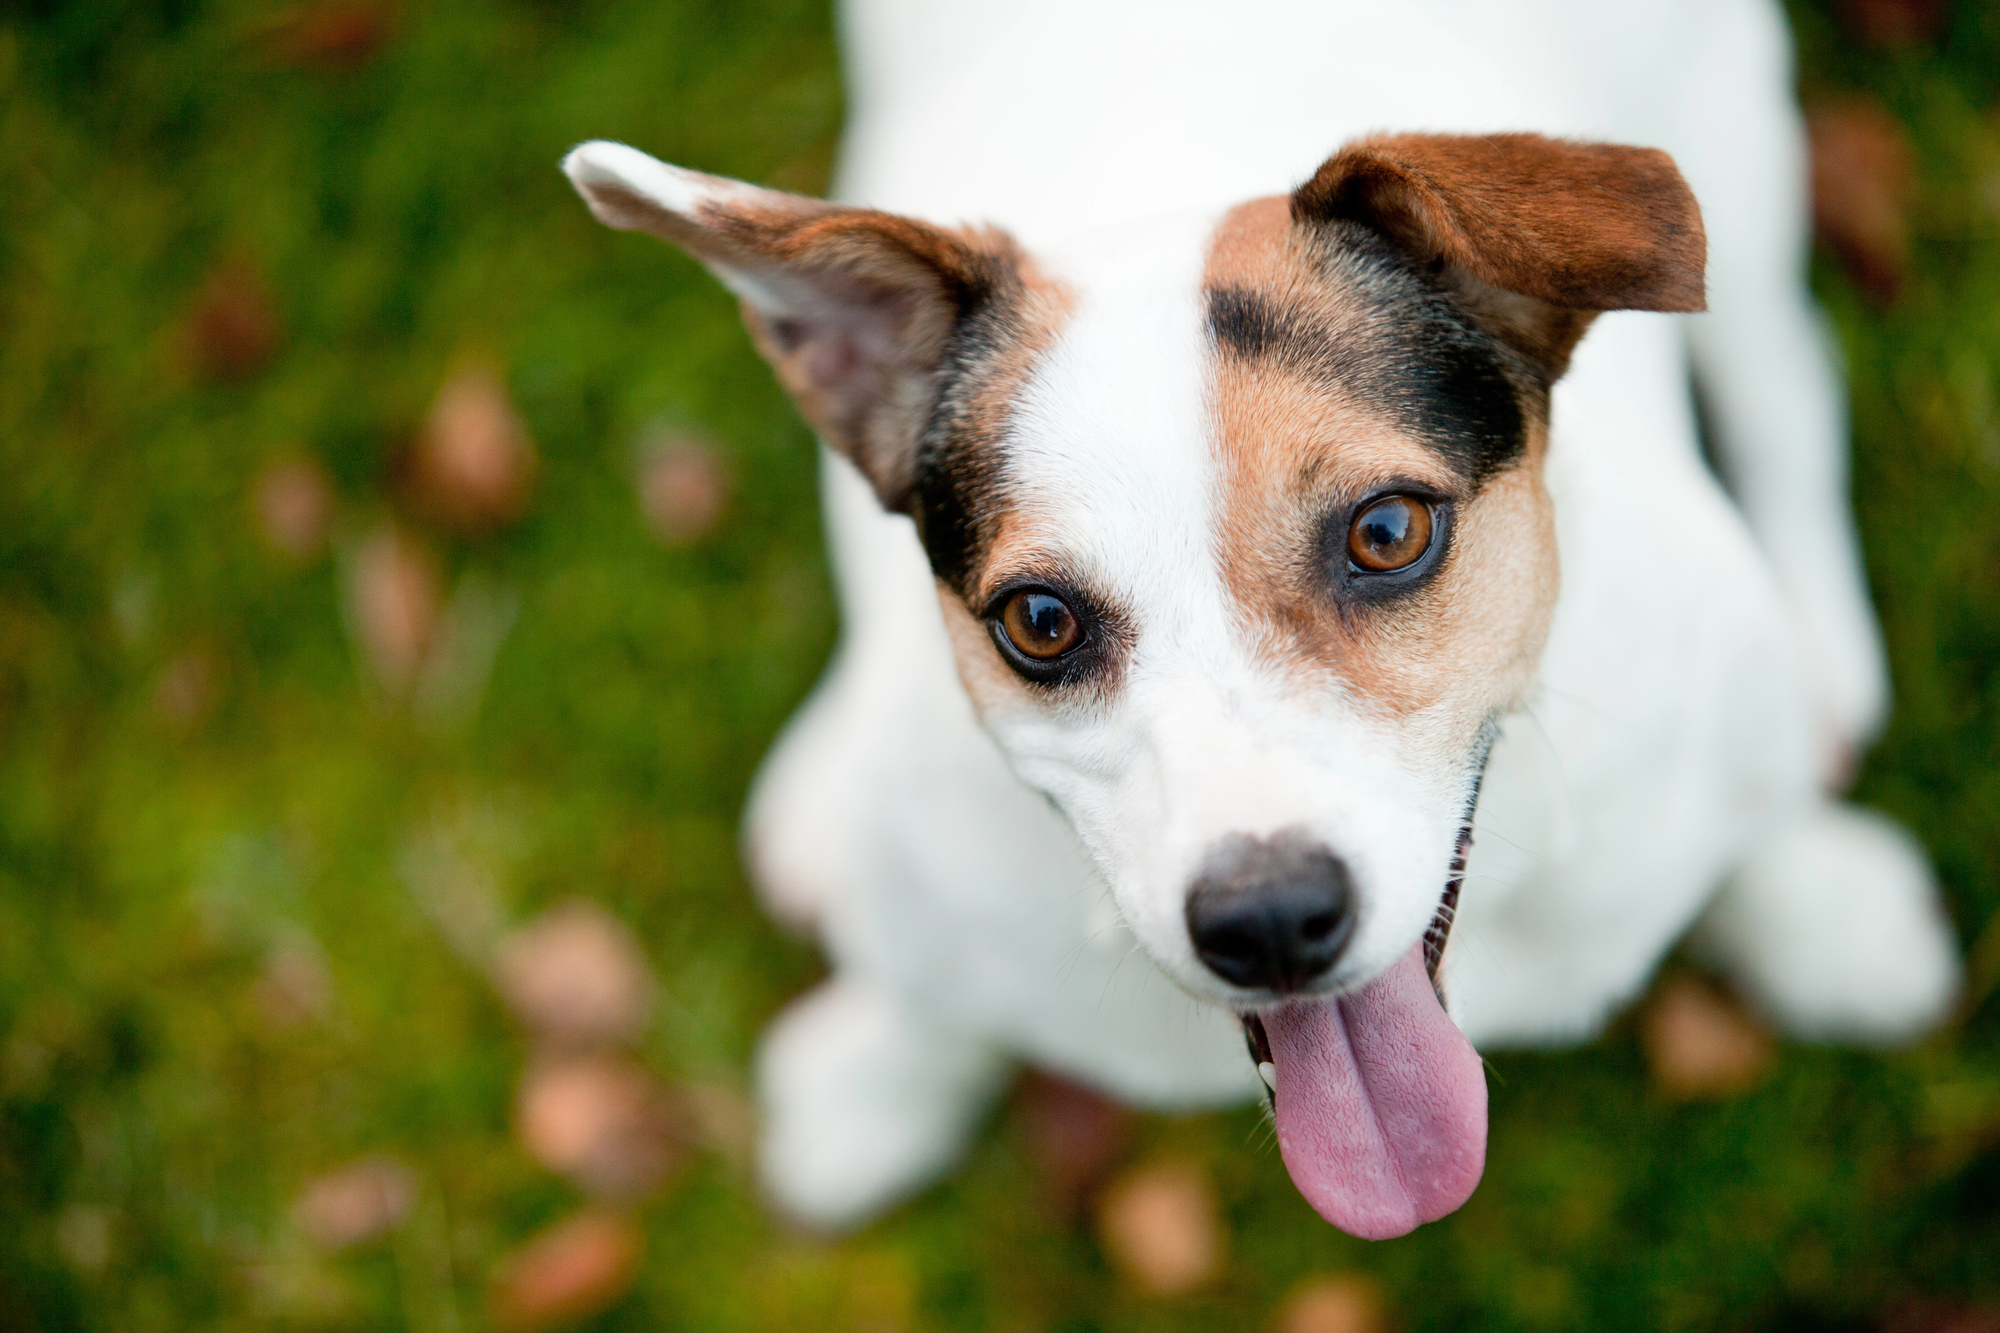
left=566, top=134, right=1703, bottom=1236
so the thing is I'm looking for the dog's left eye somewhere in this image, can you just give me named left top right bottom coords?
left=1348, top=495, right=1434, bottom=573
left=999, top=590, right=1083, bottom=660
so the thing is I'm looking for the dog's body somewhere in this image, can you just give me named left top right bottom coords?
left=567, top=0, right=1961, bottom=1237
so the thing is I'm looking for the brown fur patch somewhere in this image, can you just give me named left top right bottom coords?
left=1293, top=133, right=1707, bottom=376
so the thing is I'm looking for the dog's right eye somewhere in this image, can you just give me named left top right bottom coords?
left=998, top=590, right=1083, bottom=661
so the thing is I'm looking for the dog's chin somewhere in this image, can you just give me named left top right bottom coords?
left=1232, top=846, right=1482, bottom=1241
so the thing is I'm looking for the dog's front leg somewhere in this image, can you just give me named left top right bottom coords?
left=756, top=972, right=1011, bottom=1229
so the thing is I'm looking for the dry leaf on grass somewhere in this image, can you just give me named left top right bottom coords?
left=1880, top=1298, right=2000, bottom=1333
left=413, top=364, right=538, bottom=534
left=1096, top=1160, right=1225, bottom=1297
left=494, top=900, right=655, bottom=1049
left=264, top=4, right=396, bottom=70
left=253, top=456, right=334, bottom=561
left=347, top=525, right=441, bottom=694
left=637, top=432, right=729, bottom=544
left=1809, top=98, right=1916, bottom=304
left=292, top=1157, right=416, bottom=1251
left=1642, top=975, right=1774, bottom=1100
left=1276, top=1275, right=1389, bottom=1333
left=490, top=1210, right=643, bottom=1333
left=1017, top=1069, right=1135, bottom=1218
left=1839, top=0, right=1949, bottom=46
left=153, top=648, right=216, bottom=734
left=516, top=1056, right=686, bottom=1200
left=178, top=260, right=282, bottom=382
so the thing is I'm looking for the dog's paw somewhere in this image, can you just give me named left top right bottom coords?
left=1698, top=803, right=1961, bottom=1044
left=755, top=976, right=1009, bottom=1230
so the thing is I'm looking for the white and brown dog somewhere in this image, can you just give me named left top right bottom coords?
left=564, top=0, right=1962, bottom=1240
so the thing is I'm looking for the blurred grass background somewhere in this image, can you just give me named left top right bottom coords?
left=1, top=1, right=1997, bottom=1329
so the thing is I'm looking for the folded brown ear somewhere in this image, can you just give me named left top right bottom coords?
left=1292, top=133, right=1706, bottom=376
left=564, top=140, right=1019, bottom=511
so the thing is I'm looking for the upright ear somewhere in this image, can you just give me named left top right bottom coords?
left=1292, top=133, right=1706, bottom=378
left=563, top=140, right=1019, bottom=510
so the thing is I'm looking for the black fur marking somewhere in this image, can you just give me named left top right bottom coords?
left=1206, top=223, right=1529, bottom=484
left=910, top=259, right=1034, bottom=597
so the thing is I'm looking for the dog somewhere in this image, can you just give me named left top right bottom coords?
left=564, top=0, right=1963, bottom=1239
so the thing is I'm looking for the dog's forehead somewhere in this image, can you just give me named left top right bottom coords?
left=980, top=198, right=1528, bottom=586
left=992, top=210, right=1226, bottom=617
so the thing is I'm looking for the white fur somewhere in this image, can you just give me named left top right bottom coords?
left=698, top=0, right=1964, bottom=1226
left=566, top=141, right=713, bottom=217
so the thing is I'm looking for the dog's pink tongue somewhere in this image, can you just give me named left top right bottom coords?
left=1264, top=944, right=1487, bottom=1240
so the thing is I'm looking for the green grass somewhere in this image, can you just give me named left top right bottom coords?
left=1, top=2, right=1997, bottom=1329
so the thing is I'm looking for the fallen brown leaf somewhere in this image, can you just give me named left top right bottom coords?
left=1642, top=975, right=1775, bottom=1100
left=292, top=1157, right=416, bottom=1251
left=153, top=648, right=216, bottom=733
left=413, top=364, right=537, bottom=534
left=1276, top=1275, right=1389, bottom=1333
left=1809, top=98, right=1916, bottom=303
left=265, top=4, right=395, bottom=70
left=637, top=432, right=729, bottom=544
left=1880, top=1297, right=2000, bottom=1333
left=494, top=900, right=655, bottom=1049
left=1096, top=1160, right=1224, bottom=1297
left=179, top=260, right=282, bottom=383
left=1839, top=0, right=1949, bottom=46
left=516, top=1056, right=686, bottom=1201
left=253, top=456, right=334, bottom=561
left=490, top=1210, right=642, bottom=1333
left=1017, top=1069, right=1135, bottom=1218
left=348, top=525, right=441, bottom=694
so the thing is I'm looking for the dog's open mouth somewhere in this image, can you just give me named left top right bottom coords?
left=1237, top=824, right=1485, bottom=1240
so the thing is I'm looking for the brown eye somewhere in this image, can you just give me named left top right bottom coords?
left=999, top=590, right=1083, bottom=660
left=1347, top=495, right=1434, bottom=573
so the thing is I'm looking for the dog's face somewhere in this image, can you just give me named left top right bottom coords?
left=566, top=135, right=1704, bottom=1013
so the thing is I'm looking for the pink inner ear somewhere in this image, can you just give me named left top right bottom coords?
left=766, top=284, right=923, bottom=383
left=801, top=332, right=867, bottom=393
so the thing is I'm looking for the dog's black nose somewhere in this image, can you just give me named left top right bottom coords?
left=1185, top=833, right=1355, bottom=993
